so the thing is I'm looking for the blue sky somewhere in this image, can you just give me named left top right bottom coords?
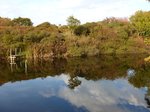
left=0, top=0, right=149, bottom=25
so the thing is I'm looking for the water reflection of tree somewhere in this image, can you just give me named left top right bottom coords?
left=128, top=63, right=150, bottom=88
left=68, top=77, right=81, bottom=89
left=0, top=54, right=148, bottom=86
left=145, top=90, right=150, bottom=108
left=144, top=83, right=150, bottom=108
left=67, top=67, right=82, bottom=89
left=128, top=63, right=150, bottom=108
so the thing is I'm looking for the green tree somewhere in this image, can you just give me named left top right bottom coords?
left=130, top=11, right=150, bottom=37
left=74, top=25, right=90, bottom=36
left=66, top=16, right=80, bottom=31
left=12, top=17, right=33, bottom=26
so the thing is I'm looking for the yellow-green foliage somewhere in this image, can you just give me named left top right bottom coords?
left=144, top=56, right=150, bottom=62
left=65, top=34, right=101, bottom=57
left=144, top=38, right=150, bottom=45
left=130, top=10, right=150, bottom=37
left=0, top=11, right=149, bottom=59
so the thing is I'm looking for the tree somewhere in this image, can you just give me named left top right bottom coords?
left=12, top=17, right=33, bottom=26
left=36, top=22, right=58, bottom=32
left=0, top=17, right=12, bottom=26
left=66, top=16, right=80, bottom=30
left=74, top=25, right=90, bottom=36
left=36, top=22, right=51, bottom=28
left=130, top=11, right=150, bottom=37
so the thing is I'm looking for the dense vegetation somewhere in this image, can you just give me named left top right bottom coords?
left=0, top=10, right=150, bottom=60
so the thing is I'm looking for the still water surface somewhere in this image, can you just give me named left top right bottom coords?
left=0, top=55, right=150, bottom=112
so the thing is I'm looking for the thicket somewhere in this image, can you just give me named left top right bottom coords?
left=0, top=11, right=150, bottom=60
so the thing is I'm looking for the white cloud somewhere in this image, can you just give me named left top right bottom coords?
left=0, top=0, right=149, bottom=25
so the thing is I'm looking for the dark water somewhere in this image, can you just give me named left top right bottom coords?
left=0, top=55, right=150, bottom=112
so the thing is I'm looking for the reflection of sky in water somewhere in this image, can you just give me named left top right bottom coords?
left=127, top=69, right=136, bottom=78
left=0, top=74, right=149, bottom=112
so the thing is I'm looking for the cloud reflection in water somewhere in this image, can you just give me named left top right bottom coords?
left=40, top=75, right=148, bottom=112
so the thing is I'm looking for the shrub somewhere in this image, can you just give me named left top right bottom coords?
left=74, top=25, right=90, bottom=36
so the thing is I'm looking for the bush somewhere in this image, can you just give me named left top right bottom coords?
left=74, top=25, right=90, bottom=36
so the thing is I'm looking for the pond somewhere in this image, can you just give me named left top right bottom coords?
left=0, top=54, right=150, bottom=112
